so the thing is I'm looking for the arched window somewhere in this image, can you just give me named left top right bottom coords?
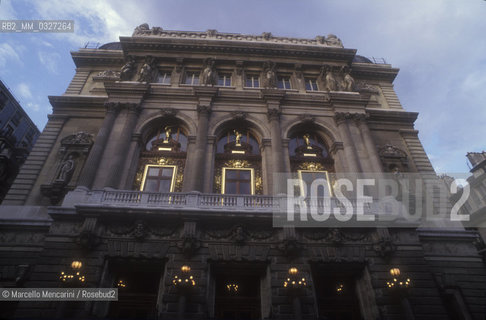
left=134, top=123, right=187, bottom=193
left=288, top=131, right=334, bottom=197
left=213, top=126, right=262, bottom=195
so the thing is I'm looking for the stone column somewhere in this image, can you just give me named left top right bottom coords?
left=282, top=138, right=291, bottom=173
left=105, top=103, right=141, bottom=188
left=203, top=136, right=217, bottom=193
left=182, top=136, right=197, bottom=192
left=77, top=103, right=119, bottom=189
left=334, top=112, right=361, bottom=173
left=119, top=133, right=142, bottom=190
left=191, top=105, right=211, bottom=191
left=268, top=108, right=285, bottom=174
left=347, top=114, right=373, bottom=172
left=184, top=87, right=217, bottom=192
left=261, top=139, right=273, bottom=195
left=356, top=114, right=383, bottom=173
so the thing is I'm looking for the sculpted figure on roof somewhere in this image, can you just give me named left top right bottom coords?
left=326, top=34, right=343, bottom=48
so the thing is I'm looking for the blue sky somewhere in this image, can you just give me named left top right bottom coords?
left=1, top=0, right=485, bottom=174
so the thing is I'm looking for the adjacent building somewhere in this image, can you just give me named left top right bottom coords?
left=0, top=25, right=485, bottom=319
left=0, top=80, right=40, bottom=203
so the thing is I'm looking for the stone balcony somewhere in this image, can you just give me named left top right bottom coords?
left=60, top=189, right=376, bottom=219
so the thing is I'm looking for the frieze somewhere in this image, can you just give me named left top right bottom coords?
left=107, top=221, right=177, bottom=240
left=303, top=228, right=370, bottom=243
left=204, top=225, right=275, bottom=243
left=0, top=232, right=45, bottom=244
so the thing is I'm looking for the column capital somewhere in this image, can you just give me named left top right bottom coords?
left=127, top=103, right=142, bottom=115
left=330, top=141, right=344, bottom=155
left=197, top=105, right=212, bottom=116
left=187, top=135, right=197, bottom=144
left=104, top=102, right=121, bottom=113
left=261, top=138, right=272, bottom=148
left=267, top=108, right=281, bottom=121
left=207, top=135, right=217, bottom=145
left=354, top=113, right=370, bottom=125
left=131, top=133, right=142, bottom=144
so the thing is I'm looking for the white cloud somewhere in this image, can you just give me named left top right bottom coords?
left=16, top=82, right=32, bottom=100
left=38, top=51, right=61, bottom=74
left=0, top=43, right=21, bottom=68
left=26, top=102, right=40, bottom=112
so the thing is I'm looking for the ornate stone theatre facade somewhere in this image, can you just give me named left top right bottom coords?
left=0, top=25, right=485, bottom=319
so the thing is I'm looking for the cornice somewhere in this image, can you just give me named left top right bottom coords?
left=119, top=36, right=357, bottom=63
left=352, top=63, right=400, bottom=82
left=367, top=108, right=418, bottom=125
left=48, top=95, right=107, bottom=110
left=71, top=49, right=124, bottom=68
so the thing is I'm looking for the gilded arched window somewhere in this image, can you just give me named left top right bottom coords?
left=213, top=127, right=262, bottom=195
left=288, top=131, right=334, bottom=197
left=134, top=124, right=187, bottom=192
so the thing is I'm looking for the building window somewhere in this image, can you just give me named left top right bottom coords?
left=214, top=125, right=263, bottom=194
left=305, top=78, right=319, bottom=91
left=184, top=72, right=200, bottom=85
left=245, top=75, right=260, bottom=88
left=157, top=71, right=171, bottom=84
left=218, top=74, right=232, bottom=87
left=288, top=130, right=334, bottom=197
left=140, top=165, right=176, bottom=193
left=297, top=170, right=332, bottom=197
left=0, top=92, right=7, bottom=110
left=5, top=124, right=14, bottom=136
left=277, top=76, right=291, bottom=89
left=222, top=168, right=254, bottom=195
left=11, top=112, right=22, bottom=125
left=135, top=124, right=187, bottom=192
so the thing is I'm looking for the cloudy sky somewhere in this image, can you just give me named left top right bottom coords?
left=1, top=0, right=485, bottom=174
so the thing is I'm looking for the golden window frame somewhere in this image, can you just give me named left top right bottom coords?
left=221, top=167, right=255, bottom=195
left=297, top=169, right=333, bottom=197
left=140, top=164, right=177, bottom=193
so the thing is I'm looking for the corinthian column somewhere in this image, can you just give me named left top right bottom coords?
left=185, top=87, right=217, bottom=192
left=267, top=108, right=285, bottom=174
left=356, top=114, right=383, bottom=173
left=105, top=103, right=141, bottom=188
left=334, top=112, right=361, bottom=173
left=189, top=105, right=211, bottom=192
left=77, top=102, right=120, bottom=189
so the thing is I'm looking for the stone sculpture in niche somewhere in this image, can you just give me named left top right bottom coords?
left=137, top=56, right=157, bottom=82
left=341, top=66, right=355, bottom=92
left=262, top=61, right=277, bottom=88
left=201, top=58, right=217, bottom=85
left=321, top=65, right=337, bottom=91
left=120, top=57, right=136, bottom=81
left=56, top=154, right=75, bottom=183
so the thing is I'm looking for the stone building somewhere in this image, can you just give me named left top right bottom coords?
left=0, top=80, right=40, bottom=203
left=0, top=25, right=485, bottom=319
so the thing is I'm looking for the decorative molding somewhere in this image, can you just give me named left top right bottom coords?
left=131, top=25, right=345, bottom=48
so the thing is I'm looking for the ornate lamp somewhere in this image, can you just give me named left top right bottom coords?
left=59, top=260, right=86, bottom=286
left=283, top=267, right=307, bottom=293
left=385, top=267, right=415, bottom=320
left=172, top=265, right=196, bottom=293
left=283, top=267, right=307, bottom=320
left=386, top=267, right=411, bottom=293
